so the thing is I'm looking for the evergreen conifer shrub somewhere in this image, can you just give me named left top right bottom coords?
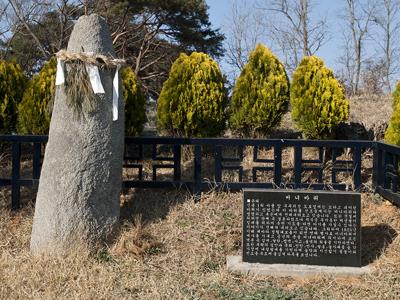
left=122, top=67, right=147, bottom=136
left=0, top=60, right=27, bottom=133
left=157, top=52, right=228, bottom=137
left=17, top=58, right=56, bottom=135
left=18, top=59, right=147, bottom=136
left=392, top=80, right=400, bottom=109
left=291, top=56, right=349, bottom=139
left=230, top=44, right=290, bottom=136
left=385, top=81, right=400, bottom=145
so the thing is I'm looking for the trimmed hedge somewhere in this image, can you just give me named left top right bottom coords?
left=230, top=44, right=290, bottom=136
left=157, top=52, right=228, bottom=137
left=17, top=60, right=146, bottom=136
left=291, top=56, right=349, bottom=139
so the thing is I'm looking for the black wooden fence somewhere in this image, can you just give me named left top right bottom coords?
left=1, top=135, right=400, bottom=210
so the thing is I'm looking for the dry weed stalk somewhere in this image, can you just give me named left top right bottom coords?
left=112, top=215, right=161, bottom=257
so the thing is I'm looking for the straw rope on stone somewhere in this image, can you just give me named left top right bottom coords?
left=56, top=49, right=126, bottom=67
left=55, top=49, right=126, bottom=118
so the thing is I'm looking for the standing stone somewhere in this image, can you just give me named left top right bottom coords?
left=30, top=14, right=124, bottom=254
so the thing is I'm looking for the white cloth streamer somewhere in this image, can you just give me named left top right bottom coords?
left=112, top=65, right=121, bottom=121
left=55, top=58, right=65, bottom=86
left=86, top=65, right=105, bottom=94
left=54, top=56, right=122, bottom=121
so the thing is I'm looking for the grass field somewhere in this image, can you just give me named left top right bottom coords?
left=1, top=97, right=399, bottom=299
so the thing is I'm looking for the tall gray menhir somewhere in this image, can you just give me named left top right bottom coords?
left=30, top=14, right=124, bottom=254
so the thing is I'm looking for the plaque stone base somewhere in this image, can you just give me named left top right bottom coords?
left=227, top=256, right=372, bottom=278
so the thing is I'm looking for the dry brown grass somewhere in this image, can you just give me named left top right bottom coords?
left=349, top=96, right=393, bottom=131
left=0, top=95, right=397, bottom=299
left=266, top=96, right=393, bottom=140
left=0, top=189, right=399, bottom=299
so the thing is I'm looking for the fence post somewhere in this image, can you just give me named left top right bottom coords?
left=194, top=144, right=202, bottom=202
left=383, top=150, right=390, bottom=189
left=32, top=142, right=42, bottom=183
left=372, top=144, right=383, bottom=190
left=353, top=146, right=362, bottom=190
left=11, top=142, right=21, bottom=210
left=214, top=145, right=222, bottom=183
left=173, top=145, right=181, bottom=181
left=294, top=145, right=302, bottom=189
left=274, top=142, right=282, bottom=187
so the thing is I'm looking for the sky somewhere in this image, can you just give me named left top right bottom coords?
left=205, top=0, right=378, bottom=77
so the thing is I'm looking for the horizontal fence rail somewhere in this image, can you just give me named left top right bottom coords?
left=1, top=135, right=399, bottom=210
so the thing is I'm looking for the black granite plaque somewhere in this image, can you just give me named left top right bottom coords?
left=243, top=189, right=361, bottom=267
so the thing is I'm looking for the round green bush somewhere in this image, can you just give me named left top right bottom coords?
left=18, top=60, right=146, bottom=136
left=0, top=60, right=27, bottom=133
left=385, top=82, right=400, bottom=145
left=157, top=52, right=228, bottom=137
left=291, top=56, right=349, bottom=139
left=230, top=44, right=290, bottom=136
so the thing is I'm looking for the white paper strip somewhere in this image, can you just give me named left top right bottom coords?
left=86, top=65, right=105, bottom=94
left=55, top=58, right=65, bottom=86
left=112, top=65, right=121, bottom=121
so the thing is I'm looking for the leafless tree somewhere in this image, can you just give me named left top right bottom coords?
left=361, top=58, right=386, bottom=95
left=257, top=0, right=328, bottom=73
left=337, top=33, right=356, bottom=95
left=372, top=0, right=400, bottom=92
left=223, top=0, right=265, bottom=78
left=0, top=2, right=11, bottom=35
left=6, top=0, right=52, bottom=57
left=341, top=0, right=377, bottom=95
left=1, top=1, right=84, bottom=72
left=98, top=4, right=181, bottom=96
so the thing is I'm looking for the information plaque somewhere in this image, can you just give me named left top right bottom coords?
left=243, top=189, right=361, bottom=267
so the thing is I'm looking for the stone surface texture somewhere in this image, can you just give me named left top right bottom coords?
left=30, top=14, right=124, bottom=254
left=227, top=256, right=372, bottom=277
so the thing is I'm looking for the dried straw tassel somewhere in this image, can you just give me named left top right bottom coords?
left=64, top=61, right=96, bottom=118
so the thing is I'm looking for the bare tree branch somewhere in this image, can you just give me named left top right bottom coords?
left=372, top=0, right=400, bottom=92
left=7, top=0, right=50, bottom=58
left=257, top=0, right=329, bottom=73
left=341, top=0, right=377, bottom=95
left=223, top=0, right=265, bottom=79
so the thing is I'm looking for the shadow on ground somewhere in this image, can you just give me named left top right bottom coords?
left=120, top=188, right=192, bottom=225
left=267, top=128, right=302, bottom=139
left=362, top=224, right=397, bottom=266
